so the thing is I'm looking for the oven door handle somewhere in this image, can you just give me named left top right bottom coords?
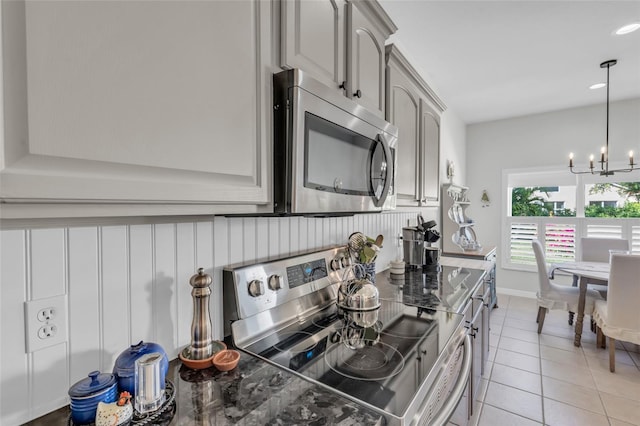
left=425, top=334, right=472, bottom=426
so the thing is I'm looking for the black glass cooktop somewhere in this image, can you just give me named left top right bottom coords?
left=378, top=265, right=486, bottom=314
left=242, top=299, right=463, bottom=420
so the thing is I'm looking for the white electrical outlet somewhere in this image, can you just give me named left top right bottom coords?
left=25, top=295, right=68, bottom=353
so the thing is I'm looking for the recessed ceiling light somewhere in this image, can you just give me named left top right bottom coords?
left=615, top=22, right=640, bottom=35
left=589, top=83, right=606, bottom=90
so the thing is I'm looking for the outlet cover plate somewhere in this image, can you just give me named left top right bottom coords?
left=25, top=295, right=68, bottom=353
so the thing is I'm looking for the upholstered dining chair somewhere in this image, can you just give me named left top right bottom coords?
left=568, top=237, right=630, bottom=325
left=593, top=252, right=640, bottom=372
left=580, top=237, right=630, bottom=262
left=532, top=239, right=603, bottom=334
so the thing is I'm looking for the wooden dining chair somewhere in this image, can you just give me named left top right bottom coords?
left=568, top=237, right=630, bottom=325
left=593, top=252, right=640, bottom=372
left=532, top=239, right=603, bottom=334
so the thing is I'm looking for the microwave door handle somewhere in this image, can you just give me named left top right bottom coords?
left=372, top=134, right=393, bottom=207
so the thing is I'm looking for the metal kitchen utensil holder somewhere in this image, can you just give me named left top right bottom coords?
left=337, top=263, right=380, bottom=311
left=340, top=262, right=370, bottom=283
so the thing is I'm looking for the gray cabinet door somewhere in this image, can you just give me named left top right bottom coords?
left=386, top=45, right=443, bottom=207
left=1, top=0, right=272, bottom=218
left=281, top=0, right=346, bottom=93
left=420, top=99, right=441, bottom=204
left=387, top=65, right=421, bottom=205
left=347, top=1, right=386, bottom=117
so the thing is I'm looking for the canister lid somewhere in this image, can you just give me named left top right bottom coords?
left=113, top=341, right=168, bottom=378
left=68, top=371, right=116, bottom=398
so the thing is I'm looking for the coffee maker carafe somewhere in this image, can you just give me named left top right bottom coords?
left=402, top=215, right=441, bottom=270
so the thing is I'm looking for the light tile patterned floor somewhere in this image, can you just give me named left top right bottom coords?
left=473, top=294, right=640, bottom=426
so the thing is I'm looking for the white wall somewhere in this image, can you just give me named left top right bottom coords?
left=466, top=98, right=640, bottom=294
left=441, top=108, right=467, bottom=187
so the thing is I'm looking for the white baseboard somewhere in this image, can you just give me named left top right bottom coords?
left=496, top=288, right=537, bottom=299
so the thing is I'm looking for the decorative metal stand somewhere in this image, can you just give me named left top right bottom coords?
left=67, top=380, right=176, bottom=426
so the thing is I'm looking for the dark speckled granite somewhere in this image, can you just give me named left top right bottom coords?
left=172, top=351, right=384, bottom=425
left=28, top=350, right=384, bottom=426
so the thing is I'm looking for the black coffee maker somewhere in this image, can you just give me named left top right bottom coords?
left=402, top=215, right=441, bottom=270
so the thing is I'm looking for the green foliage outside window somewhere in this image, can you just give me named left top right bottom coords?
left=590, top=182, right=640, bottom=201
left=512, top=187, right=576, bottom=217
left=585, top=202, right=640, bottom=217
left=586, top=182, right=640, bottom=218
left=548, top=207, right=576, bottom=217
left=511, top=187, right=548, bottom=216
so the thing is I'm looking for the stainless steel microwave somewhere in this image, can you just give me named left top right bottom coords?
left=273, top=69, right=398, bottom=215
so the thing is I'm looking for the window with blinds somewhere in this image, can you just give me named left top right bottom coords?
left=503, top=169, right=640, bottom=270
left=509, top=222, right=537, bottom=265
left=545, top=223, right=576, bottom=263
left=507, top=220, right=576, bottom=266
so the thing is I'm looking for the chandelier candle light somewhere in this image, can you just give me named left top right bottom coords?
left=569, top=59, right=638, bottom=176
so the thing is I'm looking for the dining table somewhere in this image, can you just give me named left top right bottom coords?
left=549, top=261, right=610, bottom=347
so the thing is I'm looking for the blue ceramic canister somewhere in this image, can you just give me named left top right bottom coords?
left=68, top=371, right=117, bottom=425
left=113, top=341, right=169, bottom=397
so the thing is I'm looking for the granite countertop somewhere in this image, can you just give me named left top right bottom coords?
left=440, top=253, right=496, bottom=272
left=441, top=245, right=497, bottom=262
left=28, top=348, right=384, bottom=426
left=168, top=351, right=384, bottom=426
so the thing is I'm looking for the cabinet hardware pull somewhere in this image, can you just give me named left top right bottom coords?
left=339, top=81, right=347, bottom=90
left=354, top=89, right=362, bottom=98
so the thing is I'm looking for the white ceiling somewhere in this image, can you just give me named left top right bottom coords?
left=378, top=0, right=640, bottom=124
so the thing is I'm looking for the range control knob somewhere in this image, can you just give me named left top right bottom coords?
left=342, top=256, right=352, bottom=268
left=268, top=274, right=283, bottom=290
left=330, top=257, right=343, bottom=271
left=248, top=279, right=264, bottom=297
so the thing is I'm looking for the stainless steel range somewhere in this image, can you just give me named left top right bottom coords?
left=223, top=247, right=476, bottom=425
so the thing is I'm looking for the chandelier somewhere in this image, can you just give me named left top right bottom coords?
left=569, top=59, right=638, bottom=176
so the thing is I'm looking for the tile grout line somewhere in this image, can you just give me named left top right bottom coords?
left=537, top=309, right=546, bottom=426
left=482, top=296, right=545, bottom=425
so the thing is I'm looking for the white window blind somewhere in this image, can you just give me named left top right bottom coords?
left=545, top=223, right=576, bottom=263
left=585, top=224, right=623, bottom=239
left=505, top=217, right=640, bottom=270
left=509, top=222, right=537, bottom=265
left=632, top=226, right=640, bottom=253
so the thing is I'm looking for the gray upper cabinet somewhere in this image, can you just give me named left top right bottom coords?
left=385, top=45, right=446, bottom=207
left=280, top=0, right=346, bottom=92
left=347, top=0, right=393, bottom=116
left=387, top=59, right=420, bottom=203
left=420, top=99, right=441, bottom=204
left=281, top=0, right=396, bottom=118
left=1, top=0, right=272, bottom=219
